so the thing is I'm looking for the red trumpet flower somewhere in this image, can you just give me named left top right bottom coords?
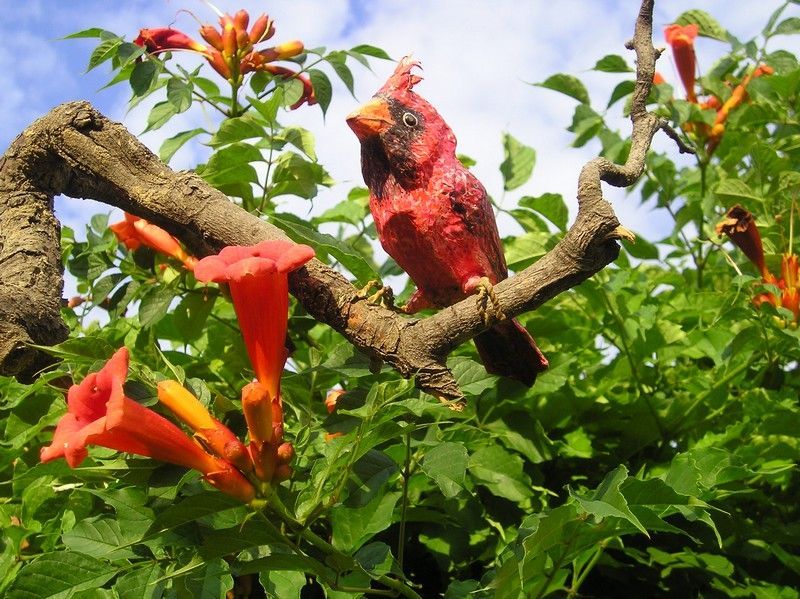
left=193, top=240, right=315, bottom=400
left=134, top=27, right=208, bottom=54
left=40, top=348, right=255, bottom=503
left=664, top=23, right=699, bottom=103
left=110, top=213, right=197, bottom=270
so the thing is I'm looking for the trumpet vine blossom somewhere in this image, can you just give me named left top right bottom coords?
left=40, top=348, right=255, bottom=503
left=110, top=213, right=197, bottom=270
left=134, top=5, right=315, bottom=108
left=664, top=23, right=699, bottom=103
left=193, top=240, right=314, bottom=399
left=717, top=204, right=799, bottom=323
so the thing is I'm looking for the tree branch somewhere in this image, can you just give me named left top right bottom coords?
left=0, top=0, right=661, bottom=402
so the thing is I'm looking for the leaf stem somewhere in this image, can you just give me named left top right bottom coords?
left=397, top=428, right=412, bottom=573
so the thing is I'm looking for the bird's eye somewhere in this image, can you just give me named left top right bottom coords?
left=402, top=112, right=418, bottom=127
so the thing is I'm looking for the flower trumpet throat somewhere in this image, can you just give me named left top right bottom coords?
left=193, top=240, right=315, bottom=398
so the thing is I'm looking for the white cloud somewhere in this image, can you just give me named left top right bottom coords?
left=6, top=0, right=798, bottom=251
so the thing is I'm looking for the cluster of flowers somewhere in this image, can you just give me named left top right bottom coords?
left=43, top=237, right=315, bottom=502
left=660, top=24, right=773, bottom=155
left=134, top=5, right=315, bottom=109
left=717, top=205, right=799, bottom=325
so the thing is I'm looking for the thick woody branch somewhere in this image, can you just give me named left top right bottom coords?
left=0, top=0, right=661, bottom=401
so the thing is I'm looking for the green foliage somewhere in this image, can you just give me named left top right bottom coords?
left=2, top=5, right=800, bottom=599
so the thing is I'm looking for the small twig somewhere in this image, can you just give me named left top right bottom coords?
left=659, top=119, right=696, bottom=154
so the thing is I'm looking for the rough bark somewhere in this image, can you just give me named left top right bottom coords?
left=0, top=0, right=661, bottom=403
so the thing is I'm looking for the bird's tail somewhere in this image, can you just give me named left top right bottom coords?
left=474, top=318, right=548, bottom=386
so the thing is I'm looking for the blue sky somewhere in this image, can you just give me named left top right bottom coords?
left=2, top=1, right=797, bottom=251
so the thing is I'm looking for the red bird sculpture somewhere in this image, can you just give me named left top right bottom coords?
left=346, top=57, right=548, bottom=385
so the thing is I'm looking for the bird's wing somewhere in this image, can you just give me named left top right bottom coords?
left=439, top=167, right=509, bottom=282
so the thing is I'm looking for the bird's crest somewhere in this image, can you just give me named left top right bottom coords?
left=378, top=55, right=423, bottom=95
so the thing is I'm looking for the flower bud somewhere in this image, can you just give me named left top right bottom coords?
left=276, top=442, right=294, bottom=464
left=249, top=14, right=274, bottom=44
left=199, top=24, right=224, bottom=51
left=233, top=9, right=249, bottom=33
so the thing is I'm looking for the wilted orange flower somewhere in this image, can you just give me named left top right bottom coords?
left=717, top=204, right=799, bottom=323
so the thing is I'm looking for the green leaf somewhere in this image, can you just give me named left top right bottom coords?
left=713, top=178, right=764, bottom=206
left=173, top=558, right=232, bottom=599
left=355, top=542, right=394, bottom=575
left=86, top=37, right=122, bottom=72
left=116, top=42, right=145, bottom=67
left=138, top=284, right=175, bottom=328
left=675, top=9, right=728, bottom=41
left=208, top=115, right=266, bottom=147
left=7, top=552, right=116, bottom=599
left=350, top=44, right=391, bottom=60
left=331, top=491, right=400, bottom=552
left=621, top=234, right=659, bottom=260
left=281, top=78, right=305, bottom=108
left=449, top=356, right=500, bottom=396
left=61, top=517, right=139, bottom=560
left=248, top=91, right=283, bottom=124
left=593, top=54, right=633, bottom=73
left=569, top=465, right=649, bottom=536
left=113, top=563, right=164, bottom=599
left=500, top=133, right=536, bottom=191
left=147, top=492, right=243, bottom=534
left=129, top=60, right=158, bottom=96
left=283, top=126, right=317, bottom=161
left=143, top=100, right=178, bottom=133
left=63, top=28, right=116, bottom=40
left=608, top=80, right=635, bottom=108
left=270, top=213, right=379, bottom=284
left=519, top=193, right=568, bottom=231
left=159, top=128, right=205, bottom=163
left=308, top=69, right=333, bottom=115
left=469, top=446, right=533, bottom=502
left=173, top=292, right=216, bottom=340
left=421, top=442, right=468, bottom=498
left=773, top=17, right=800, bottom=35
left=201, top=143, right=262, bottom=187
left=166, top=77, right=192, bottom=113
left=328, top=51, right=355, bottom=94
left=534, top=73, right=590, bottom=104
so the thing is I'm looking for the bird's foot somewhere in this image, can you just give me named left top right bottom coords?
left=474, top=276, right=506, bottom=326
left=352, top=280, right=395, bottom=309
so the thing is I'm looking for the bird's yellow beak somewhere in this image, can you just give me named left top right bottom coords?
left=346, top=98, right=392, bottom=139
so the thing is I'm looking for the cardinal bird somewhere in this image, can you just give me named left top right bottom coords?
left=346, top=57, right=548, bottom=385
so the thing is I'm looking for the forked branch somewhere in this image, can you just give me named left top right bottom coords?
left=0, top=0, right=661, bottom=401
